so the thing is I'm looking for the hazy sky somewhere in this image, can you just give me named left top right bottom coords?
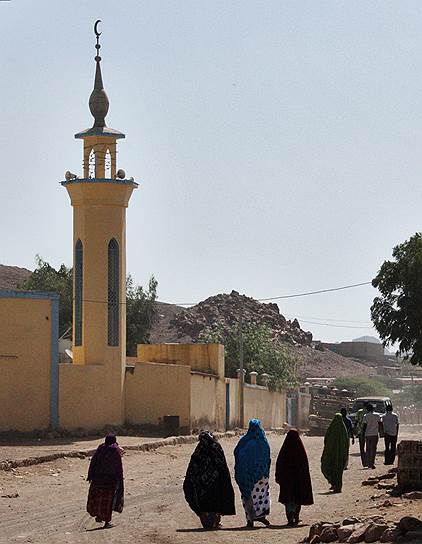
left=1, top=1, right=421, bottom=343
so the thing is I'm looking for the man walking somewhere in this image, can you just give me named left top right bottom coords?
left=363, top=404, right=380, bottom=469
left=355, top=403, right=368, bottom=467
left=382, top=405, right=399, bottom=465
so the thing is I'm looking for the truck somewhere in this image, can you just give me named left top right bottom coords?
left=307, top=386, right=354, bottom=435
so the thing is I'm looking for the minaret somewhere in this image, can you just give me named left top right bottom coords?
left=62, top=21, right=137, bottom=424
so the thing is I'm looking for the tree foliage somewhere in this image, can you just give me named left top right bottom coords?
left=371, top=233, right=422, bottom=365
left=19, top=256, right=158, bottom=354
left=332, top=376, right=401, bottom=398
left=19, top=256, right=73, bottom=336
left=126, top=274, right=158, bottom=356
left=199, top=322, right=297, bottom=390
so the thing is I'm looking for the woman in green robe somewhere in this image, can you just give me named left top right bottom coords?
left=321, top=413, right=349, bottom=493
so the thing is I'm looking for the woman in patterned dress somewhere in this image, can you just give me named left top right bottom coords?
left=183, top=431, right=236, bottom=529
left=86, top=433, right=124, bottom=528
left=234, top=419, right=271, bottom=528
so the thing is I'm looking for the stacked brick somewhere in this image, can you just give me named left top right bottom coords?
left=398, top=440, right=422, bottom=491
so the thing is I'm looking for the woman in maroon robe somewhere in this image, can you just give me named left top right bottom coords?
left=87, top=434, right=124, bottom=528
left=275, top=429, right=314, bottom=526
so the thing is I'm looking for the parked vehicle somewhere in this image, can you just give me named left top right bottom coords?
left=349, top=396, right=392, bottom=426
left=307, top=387, right=354, bottom=435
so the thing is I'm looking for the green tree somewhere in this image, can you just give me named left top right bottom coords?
left=19, top=256, right=158, bottom=354
left=332, top=376, right=401, bottom=398
left=126, top=274, right=158, bottom=356
left=19, top=256, right=73, bottom=336
left=199, top=322, right=297, bottom=390
left=371, top=233, right=422, bottom=365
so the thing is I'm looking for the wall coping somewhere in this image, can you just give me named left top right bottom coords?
left=190, top=370, right=219, bottom=379
left=0, top=289, right=60, bottom=300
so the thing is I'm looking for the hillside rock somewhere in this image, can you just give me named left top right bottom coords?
left=169, top=290, right=313, bottom=346
left=0, top=265, right=32, bottom=290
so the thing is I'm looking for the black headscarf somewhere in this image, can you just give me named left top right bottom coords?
left=88, top=433, right=124, bottom=492
left=275, top=429, right=314, bottom=506
left=183, top=431, right=236, bottom=516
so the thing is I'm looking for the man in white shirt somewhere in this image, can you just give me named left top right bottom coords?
left=363, top=404, right=381, bottom=469
left=382, top=405, right=399, bottom=465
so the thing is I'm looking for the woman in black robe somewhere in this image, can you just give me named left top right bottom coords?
left=87, top=433, right=124, bottom=528
left=275, top=429, right=314, bottom=526
left=183, top=431, right=236, bottom=529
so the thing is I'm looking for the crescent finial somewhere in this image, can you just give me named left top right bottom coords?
left=94, top=20, right=102, bottom=37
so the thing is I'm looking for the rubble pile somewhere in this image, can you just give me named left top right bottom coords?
left=304, top=515, right=422, bottom=543
left=170, top=290, right=313, bottom=346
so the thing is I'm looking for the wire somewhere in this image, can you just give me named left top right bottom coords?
left=256, top=281, right=372, bottom=302
left=76, top=281, right=373, bottom=311
left=285, top=314, right=371, bottom=325
left=294, top=319, right=374, bottom=330
left=166, top=280, right=372, bottom=306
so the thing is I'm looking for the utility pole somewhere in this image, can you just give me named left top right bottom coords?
left=239, top=314, right=245, bottom=428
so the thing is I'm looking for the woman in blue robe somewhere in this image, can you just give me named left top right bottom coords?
left=234, top=419, right=271, bottom=527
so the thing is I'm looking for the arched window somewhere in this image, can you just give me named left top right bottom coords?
left=108, top=238, right=119, bottom=346
left=88, top=149, right=96, bottom=178
left=74, top=239, right=83, bottom=346
left=105, top=149, right=112, bottom=178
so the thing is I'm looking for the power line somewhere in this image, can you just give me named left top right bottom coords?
left=167, top=280, right=372, bottom=306
left=295, top=319, right=374, bottom=330
left=286, top=314, right=371, bottom=325
left=76, top=280, right=373, bottom=312
left=256, top=281, right=372, bottom=302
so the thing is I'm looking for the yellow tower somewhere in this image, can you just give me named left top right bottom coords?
left=62, top=21, right=137, bottom=425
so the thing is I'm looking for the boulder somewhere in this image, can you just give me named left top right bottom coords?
left=362, top=479, right=378, bottom=486
left=338, top=526, right=354, bottom=542
left=320, top=527, right=338, bottom=543
left=347, top=523, right=371, bottom=543
left=377, top=482, right=395, bottom=490
left=403, top=491, right=422, bottom=500
left=380, top=528, right=400, bottom=543
left=398, top=517, right=422, bottom=534
left=309, top=522, right=323, bottom=540
left=406, top=531, right=422, bottom=541
left=364, top=523, right=389, bottom=543
left=343, top=517, right=361, bottom=526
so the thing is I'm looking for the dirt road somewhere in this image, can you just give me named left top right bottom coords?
left=0, top=431, right=420, bottom=544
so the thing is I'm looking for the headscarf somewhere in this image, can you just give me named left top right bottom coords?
left=183, top=431, right=235, bottom=516
left=321, top=414, right=349, bottom=489
left=87, top=433, right=124, bottom=492
left=275, top=429, right=314, bottom=506
left=234, top=419, right=271, bottom=498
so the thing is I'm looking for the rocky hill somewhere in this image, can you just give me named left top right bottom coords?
left=0, top=265, right=32, bottom=290
left=164, top=290, right=313, bottom=346
left=150, top=291, right=375, bottom=379
left=1, top=266, right=375, bottom=379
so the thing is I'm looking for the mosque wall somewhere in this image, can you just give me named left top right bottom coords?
left=190, top=371, right=226, bottom=432
left=227, top=378, right=286, bottom=430
left=125, top=361, right=191, bottom=430
left=0, top=291, right=59, bottom=432
left=137, top=343, right=225, bottom=375
left=59, top=363, right=124, bottom=430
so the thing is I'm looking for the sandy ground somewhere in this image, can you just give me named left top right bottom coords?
left=0, top=430, right=420, bottom=544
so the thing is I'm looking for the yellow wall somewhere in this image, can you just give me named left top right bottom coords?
left=228, top=378, right=286, bottom=429
left=125, top=362, right=191, bottom=430
left=137, top=343, right=225, bottom=376
left=59, top=363, right=125, bottom=430
left=190, top=372, right=226, bottom=431
left=0, top=297, right=52, bottom=431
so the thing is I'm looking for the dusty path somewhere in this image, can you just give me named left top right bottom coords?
left=0, top=431, right=420, bottom=544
